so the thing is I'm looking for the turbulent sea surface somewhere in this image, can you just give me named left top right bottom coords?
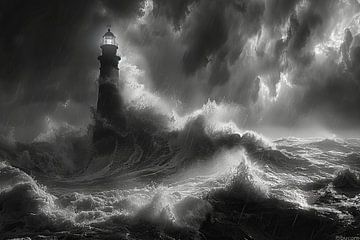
left=1, top=103, right=360, bottom=239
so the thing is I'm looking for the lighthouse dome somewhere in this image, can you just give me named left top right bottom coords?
left=102, top=28, right=117, bottom=46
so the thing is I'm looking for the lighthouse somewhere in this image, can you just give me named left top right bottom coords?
left=96, top=28, right=124, bottom=125
left=93, top=28, right=127, bottom=154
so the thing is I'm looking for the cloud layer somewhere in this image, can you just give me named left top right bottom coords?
left=1, top=0, right=360, bottom=141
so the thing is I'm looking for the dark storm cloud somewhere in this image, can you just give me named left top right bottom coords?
left=264, top=0, right=300, bottom=26
left=283, top=0, right=336, bottom=68
left=152, top=0, right=198, bottom=29
left=127, top=0, right=265, bottom=105
left=180, top=0, right=265, bottom=85
left=0, top=1, right=96, bottom=141
left=146, top=0, right=360, bottom=128
left=100, top=0, right=146, bottom=19
left=295, top=31, right=360, bottom=128
left=181, top=0, right=229, bottom=76
left=268, top=0, right=360, bottom=128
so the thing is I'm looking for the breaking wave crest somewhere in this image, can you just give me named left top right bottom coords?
left=333, top=169, right=360, bottom=191
left=0, top=162, right=74, bottom=235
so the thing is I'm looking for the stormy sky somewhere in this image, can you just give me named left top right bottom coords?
left=1, top=0, right=360, bottom=142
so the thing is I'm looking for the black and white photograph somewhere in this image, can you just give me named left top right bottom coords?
left=0, top=0, right=360, bottom=239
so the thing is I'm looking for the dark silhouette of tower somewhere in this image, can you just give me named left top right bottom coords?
left=97, top=28, right=124, bottom=125
left=93, top=28, right=127, bottom=155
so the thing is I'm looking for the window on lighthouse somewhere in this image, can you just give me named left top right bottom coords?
left=103, top=36, right=115, bottom=45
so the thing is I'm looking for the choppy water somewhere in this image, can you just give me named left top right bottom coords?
left=1, top=105, right=360, bottom=239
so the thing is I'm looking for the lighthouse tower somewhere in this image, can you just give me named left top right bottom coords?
left=97, top=28, right=124, bottom=124
left=93, top=28, right=127, bottom=153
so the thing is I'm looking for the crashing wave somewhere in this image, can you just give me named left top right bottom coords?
left=344, top=152, right=360, bottom=170
left=0, top=162, right=73, bottom=236
left=332, top=169, right=360, bottom=191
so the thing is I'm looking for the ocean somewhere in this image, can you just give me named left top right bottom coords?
left=1, top=103, right=360, bottom=239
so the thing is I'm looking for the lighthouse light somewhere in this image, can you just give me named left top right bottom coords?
left=102, top=28, right=117, bottom=46
left=103, top=36, right=115, bottom=45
